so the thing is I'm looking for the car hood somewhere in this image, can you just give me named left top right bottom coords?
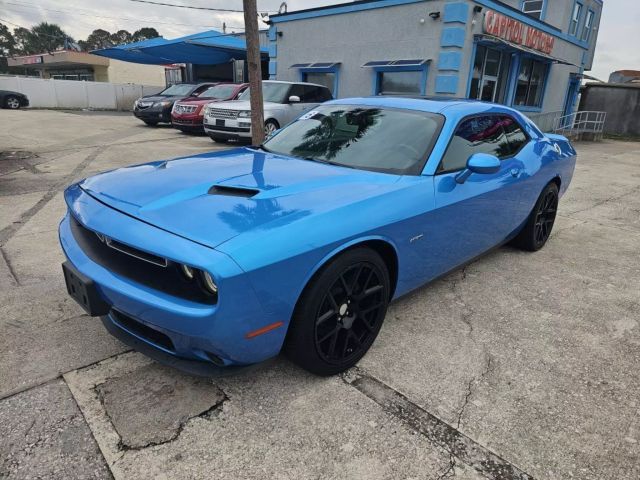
left=139, top=94, right=186, bottom=102
left=176, top=97, right=226, bottom=106
left=78, top=148, right=401, bottom=249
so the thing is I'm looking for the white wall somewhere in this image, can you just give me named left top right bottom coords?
left=0, top=76, right=164, bottom=111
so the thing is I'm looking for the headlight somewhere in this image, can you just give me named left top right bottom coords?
left=201, top=271, right=218, bottom=294
left=237, top=110, right=251, bottom=118
left=197, top=107, right=205, bottom=116
left=180, top=264, right=195, bottom=280
left=154, top=100, right=172, bottom=107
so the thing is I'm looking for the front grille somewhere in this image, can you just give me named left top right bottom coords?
left=111, top=310, right=175, bottom=352
left=174, top=104, right=197, bottom=114
left=207, top=108, right=239, bottom=119
left=69, top=215, right=216, bottom=304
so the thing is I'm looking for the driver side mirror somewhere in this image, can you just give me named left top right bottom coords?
left=455, top=153, right=501, bottom=184
left=288, top=95, right=301, bottom=103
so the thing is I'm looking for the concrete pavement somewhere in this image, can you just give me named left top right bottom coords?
left=0, top=109, right=638, bottom=479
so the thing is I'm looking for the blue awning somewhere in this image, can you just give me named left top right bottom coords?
left=92, top=30, right=268, bottom=66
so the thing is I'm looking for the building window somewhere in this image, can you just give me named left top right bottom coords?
left=377, top=70, right=422, bottom=95
left=468, top=46, right=511, bottom=104
left=522, top=0, right=544, bottom=20
left=514, top=58, right=548, bottom=108
left=302, top=72, right=336, bottom=96
left=569, top=2, right=583, bottom=36
left=582, top=10, right=595, bottom=41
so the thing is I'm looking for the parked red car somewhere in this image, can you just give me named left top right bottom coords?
left=171, top=83, right=248, bottom=133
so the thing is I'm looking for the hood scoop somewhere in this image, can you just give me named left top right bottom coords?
left=208, top=185, right=259, bottom=198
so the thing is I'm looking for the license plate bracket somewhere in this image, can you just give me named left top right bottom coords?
left=215, top=119, right=225, bottom=127
left=62, top=261, right=110, bottom=317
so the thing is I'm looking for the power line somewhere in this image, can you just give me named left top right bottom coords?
left=129, top=0, right=245, bottom=13
left=2, top=1, right=246, bottom=30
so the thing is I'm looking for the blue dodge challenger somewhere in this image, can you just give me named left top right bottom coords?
left=59, top=97, right=576, bottom=375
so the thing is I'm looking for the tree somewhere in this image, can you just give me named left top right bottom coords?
left=78, top=29, right=112, bottom=51
left=110, top=29, right=133, bottom=46
left=11, top=22, right=73, bottom=55
left=0, top=22, right=16, bottom=56
left=243, top=0, right=265, bottom=144
left=27, top=22, right=72, bottom=53
left=131, top=27, right=160, bottom=42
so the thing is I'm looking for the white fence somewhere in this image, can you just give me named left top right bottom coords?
left=0, top=76, right=164, bottom=111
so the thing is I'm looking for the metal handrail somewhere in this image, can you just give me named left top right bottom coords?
left=525, top=110, right=563, bottom=133
left=552, top=110, right=607, bottom=141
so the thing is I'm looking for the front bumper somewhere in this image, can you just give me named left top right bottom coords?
left=134, top=107, right=172, bottom=123
left=172, top=115, right=204, bottom=130
left=59, top=184, right=287, bottom=367
left=203, top=115, right=252, bottom=139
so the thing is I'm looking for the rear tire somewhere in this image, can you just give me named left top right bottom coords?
left=512, top=182, right=559, bottom=251
left=143, top=120, right=158, bottom=126
left=5, top=95, right=21, bottom=109
left=285, top=248, right=390, bottom=376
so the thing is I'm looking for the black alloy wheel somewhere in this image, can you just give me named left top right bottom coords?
left=286, top=248, right=390, bottom=376
left=513, top=182, right=559, bottom=251
left=534, top=187, right=558, bottom=246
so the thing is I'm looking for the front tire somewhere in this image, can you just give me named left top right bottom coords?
left=143, top=120, right=158, bottom=126
left=264, top=119, right=279, bottom=137
left=512, top=182, right=559, bottom=251
left=5, top=95, right=21, bottom=109
left=285, top=248, right=390, bottom=376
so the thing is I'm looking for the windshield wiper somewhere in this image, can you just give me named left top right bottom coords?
left=302, top=157, right=355, bottom=169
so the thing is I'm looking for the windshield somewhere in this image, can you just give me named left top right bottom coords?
left=238, top=82, right=290, bottom=103
left=200, top=84, right=237, bottom=99
left=160, top=84, right=195, bottom=96
left=262, top=104, right=444, bottom=175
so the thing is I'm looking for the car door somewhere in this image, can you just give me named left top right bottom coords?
left=423, top=115, right=528, bottom=276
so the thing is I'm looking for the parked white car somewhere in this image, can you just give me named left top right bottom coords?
left=203, top=80, right=333, bottom=143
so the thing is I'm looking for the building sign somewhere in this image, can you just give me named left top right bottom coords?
left=22, top=55, right=43, bottom=65
left=483, top=10, right=555, bottom=55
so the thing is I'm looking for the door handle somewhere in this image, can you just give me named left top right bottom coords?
left=510, top=168, right=520, bottom=177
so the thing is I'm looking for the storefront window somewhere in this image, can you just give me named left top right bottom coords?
left=522, top=0, right=545, bottom=20
left=468, top=46, right=511, bottom=104
left=303, top=72, right=336, bottom=95
left=514, top=58, right=547, bottom=108
left=378, top=70, right=422, bottom=95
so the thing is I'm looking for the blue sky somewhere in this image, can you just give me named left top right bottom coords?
left=1, top=0, right=638, bottom=81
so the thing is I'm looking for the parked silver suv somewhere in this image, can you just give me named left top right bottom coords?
left=203, top=80, right=333, bottom=143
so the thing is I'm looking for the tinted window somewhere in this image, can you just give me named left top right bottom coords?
left=288, top=84, right=305, bottom=100
left=378, top=70, right=422, bottom=95
left=304, top=72, right=335, bottom=95
left=238, top=82, right=290, bottom=103
left=263, top=105, right=444, bottom=175
left=501, top=116, right=528, bottom=154
left=438, top=116, right=511, bottom=173
left=302, top=85, right=332, bottom=102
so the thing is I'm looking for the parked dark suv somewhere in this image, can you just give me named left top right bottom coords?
left=133, top=83, right=216, bottom=126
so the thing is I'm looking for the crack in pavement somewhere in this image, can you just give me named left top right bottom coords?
left=0, top=146, right=106, bottom=247
left=0, top=246, right=20, bottom=286
left=449, top=266, right=474, bottom=336
left=342, top=366, right=533, bottom=480
left=456, top=354, right=494, bottom=430
left=564, top=185, right=640, bottom=216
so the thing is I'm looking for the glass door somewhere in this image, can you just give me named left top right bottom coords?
left=469, top=46, right=511, bottom=104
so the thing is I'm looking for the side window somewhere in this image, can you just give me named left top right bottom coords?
left=438, top=115, right=511, bottom=173
left=501, top=116, right=529, bottom=154
left=289, top=84, right=306, bottom=100
left=301, top=85, right=324, bottom=102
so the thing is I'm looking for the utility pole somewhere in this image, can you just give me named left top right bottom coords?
left=243, top=0, right=265, bottom=145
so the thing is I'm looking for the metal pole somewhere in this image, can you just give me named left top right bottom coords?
left=243, top=0, right=265, bottom=145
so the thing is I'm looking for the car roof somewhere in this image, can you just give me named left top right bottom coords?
left=326, top=96, right=526, bottom=117
left=262, top=80, right=328, bottom=89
